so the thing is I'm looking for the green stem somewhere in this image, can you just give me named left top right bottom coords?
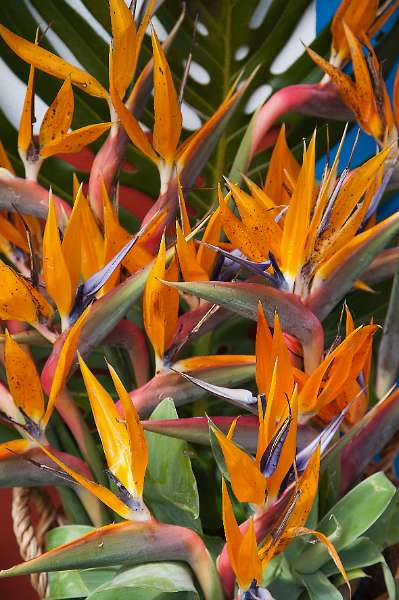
left=48, top=414, right=110, bottom=526
left=57, top=390, right=108, bottom=488
left=52, top=412, right=80, bottom=458
left=56, top=486, right=91, bottom=526
left=45, top=426, right=91, bottom=526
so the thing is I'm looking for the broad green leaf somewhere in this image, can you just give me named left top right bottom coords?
left=380, top=557, right=397, bottom=600
left=87, top=562, right=198, bottom=600
left=46, top=526, right=117, bottom=600
left=228, top=108, right=258, bottom=183
left=330, top=568, right=368, bottom=587
left=144, top=399, right=200, bottom=529
left=321, top=538, right=385, bottom=577
left=376, top=257, right=399, bottom=396
left=317, top=472, right=395, bottom=547
left=295, top=473, right=395, bottom=573
left=89, top=591, right=195, bottom=600
left=266, top=554, right=303, bottom=600
left=323, top=544, right=396, bottom=600
left=0, top=521, right=223, bottom=600
left=323, top=390, right=399, bottom=494
left=366, top=491, right=399, bottom=549
left=299, top=571, right=343, bottom=600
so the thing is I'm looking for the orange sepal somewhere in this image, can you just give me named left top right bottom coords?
left=175, top=354, right=255, bottom=372
left=275, top=445, right=320, bottom=552
left=226, top=179, right=282, bottom=260
left=0, top=213, right=29, bottom=252
left=197, top=208, right=222, bottom=276
left=221, top=479, right=262, bottom=591
left=331, top=0, right=377, bottom=61
left=0, top=24, right=107, bottom=98
left=176, top=221, right=208, bottom=282
left=267, top=386, right=299, bottom=501
left=0, top=439, right=36, bottom=460
left=4, top=330, right=44, bottom=425
left=109, top=0, right=137, bottom=98
left=218, top=188, right=266, bottom=262
left=18, top=62, right=35, bottom=157
left=280, top=132, right=316, bottom=282
left=143, top=235, right=179, bottom=360
left=0, top=260, right=38, bottom=323
left=0, top=138, right=15, bottom=173
left=151, top=26, right=182, bottom=162
left=109, top=47, right=159, bottom=164
left=39, top=78, right=74, bottom=149
left=42, top=193, right=73, bottom=318
left=108, top=363, right=148, bottom=497
left=43, top=306, right=90, bottom=426
left=307, top=46, right=357, bottom=113
left=79, top=189, right=104, bottom=280
left=40, top=122, right=112, bottom=159
left=78, top=355, right=133, bottom=492
left=62, top=185, right=83, bottom=301
left=255, top=302, right=273, bottom=395
left=264, top=123, right=300, bottom=204
left=212, top=420, right=266, bottom=505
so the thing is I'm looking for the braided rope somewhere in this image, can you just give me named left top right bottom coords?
left=11, top=487, right=64, bottom=599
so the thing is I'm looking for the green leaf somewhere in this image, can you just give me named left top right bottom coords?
left=89, top=592, right=195, bottom=600
left=0, top=521, right=224, bottom=600
left=317, top=472, right=395, bottom=546
left=299, top=571, right=343, bottom=600
left=321, top=538, right=384, bottom=577
left=376, top=257, right=399, bottom=396
left=46, top=526, right=117, bottom=600
left=228, top=108, right=258, bottom=183
left=295, top=473, right=395, bottom=573
left=366, top=491, right=399, bottom=549
left=144, top=399, right=200, bottom=530
left=323, top=392, right=399, bottom=495
left=330, top=568, right=368, bottom=586
left=266, top=555, right=303, bottom=600
left=46, top=527, right=199, bottom=600
left=87, top=562, right=198, bottom=600
left=380, top=557, right=397, bottom=600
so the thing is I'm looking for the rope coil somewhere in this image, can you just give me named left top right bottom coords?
left=11, top=487, right=64, bottom=599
